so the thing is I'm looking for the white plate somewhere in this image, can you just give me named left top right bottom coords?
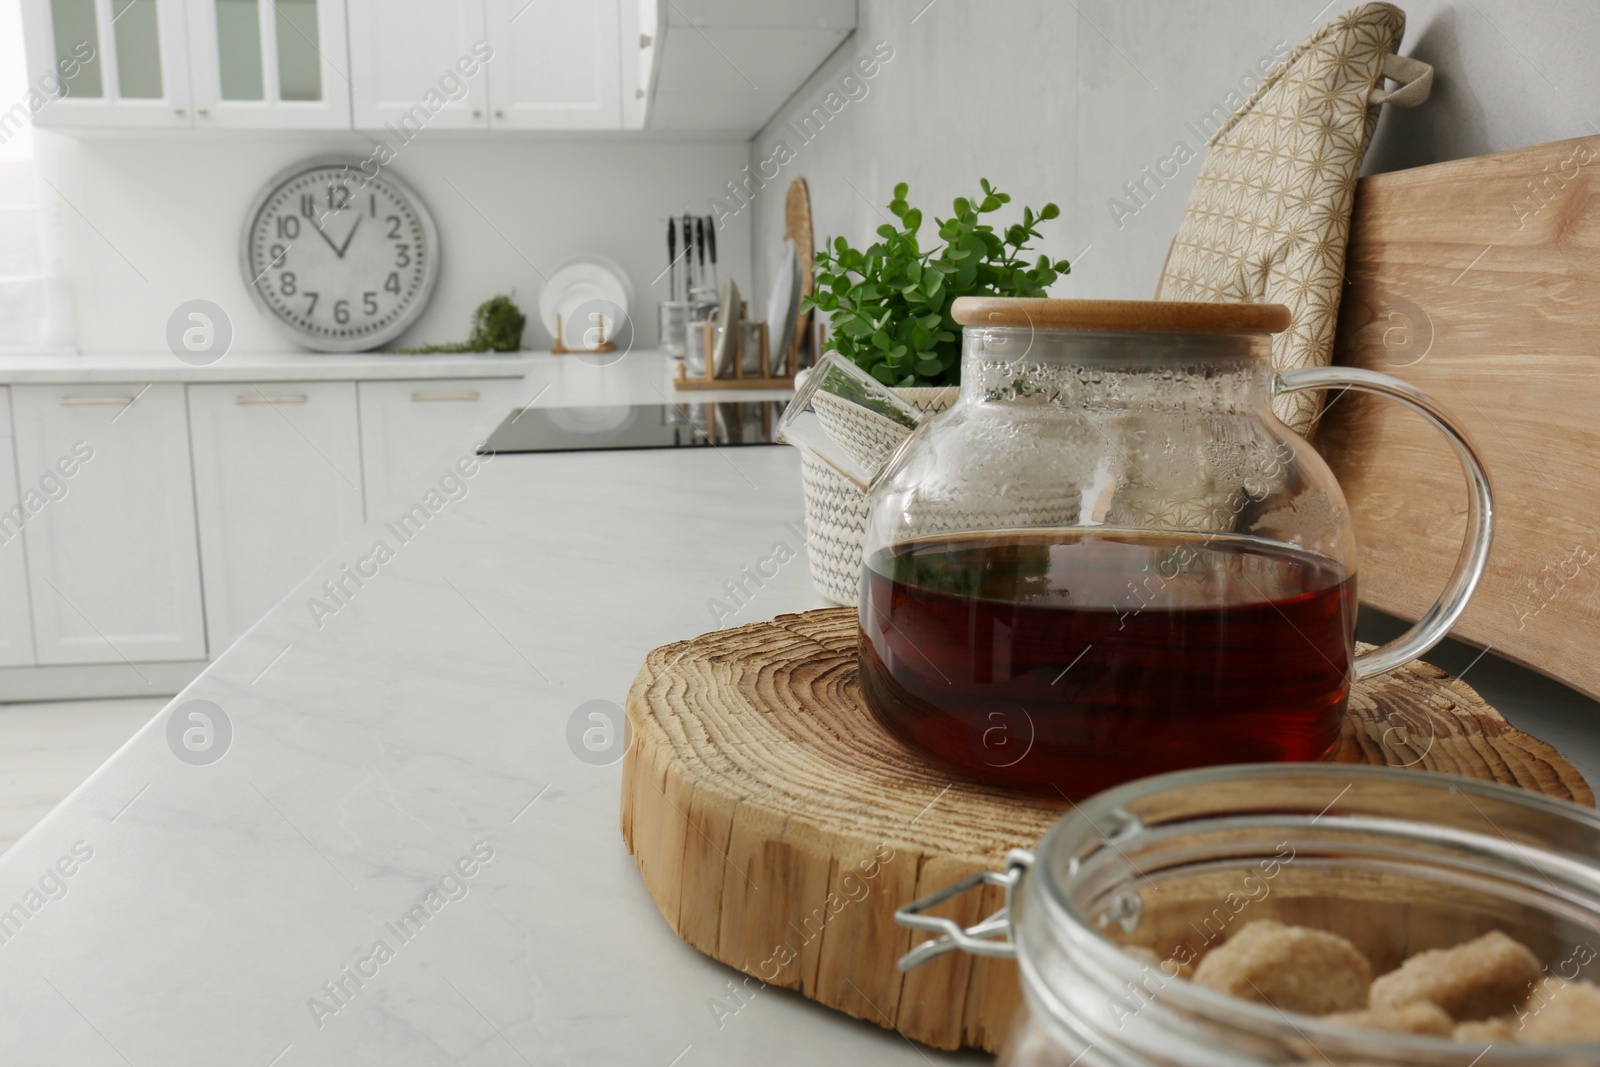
left=766, top=239, right=797, bottom=369
left=714, top=279, right=740, bottom=378
left=540, top=256, right=634, bottom=349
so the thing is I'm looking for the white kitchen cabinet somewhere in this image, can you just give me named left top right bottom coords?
left=188, top=382, right=365, bottom=653
left=347, top=0, right=490, bottom=129
left=12, top=384, right=206, bottom=665
left=0, top=390, right=36, bottom=667
left=485, top=0, right=621, bottom=130
left=620, top=0, right=659, bottom=130
left=647, top=0, right=855, bottom=131
left=184, top=0, right=351, bottom=127
left=21, top=0, right=193, bottom=127
left=356, top=377, right=519, bottom=513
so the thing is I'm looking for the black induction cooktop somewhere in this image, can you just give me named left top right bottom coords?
left=479, top=401, right=789, bottom=454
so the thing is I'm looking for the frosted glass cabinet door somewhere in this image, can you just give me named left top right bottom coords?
left=486, top=0, right=621, bottom=129
left=184, top=0, right=352, bottom=127
left=19, top=0, right=192, bottom=126
left=11, top=384, right=206, bottom=665
left=347, top=0, right=490, bottom=129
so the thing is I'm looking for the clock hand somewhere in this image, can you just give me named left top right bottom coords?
left=309, top=220, right=344, bottom=257
left=334, top=215, right=363, bottom=259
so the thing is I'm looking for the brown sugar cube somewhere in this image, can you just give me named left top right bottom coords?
left=1370, top=931, right=1542, bottom=1020
left=1452, top=1016, right=1520, bottom=1043
left=1326, top=1001, right=1453, bottom=1036
left=1520, top=979, right=1600, bottom=1043
left=1192, top=920, right=1371, bottom=1015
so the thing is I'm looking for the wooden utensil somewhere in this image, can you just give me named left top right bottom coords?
left=1318, top=134, right=1600, bottom=700
left=784, top=178, right=815, bottom=372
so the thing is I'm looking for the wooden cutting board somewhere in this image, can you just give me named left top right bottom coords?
left=1318, top=135, right=1600, bottom=700
left=783, top=177, right=814, bottom=372
left=620, top=608, right=1589, bottom=1053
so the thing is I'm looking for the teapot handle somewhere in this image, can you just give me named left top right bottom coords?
left=1276, top=366, right=1494, bottom=680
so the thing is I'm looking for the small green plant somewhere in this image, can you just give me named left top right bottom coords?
left=398, top=294, right=525, bottom=354
left=804, top=179, right=1071, bottom=388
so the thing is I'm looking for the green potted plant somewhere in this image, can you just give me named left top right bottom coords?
left=797, top=180, right=1072, bottom=603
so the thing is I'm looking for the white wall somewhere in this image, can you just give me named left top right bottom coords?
left=29, top=0, right=1600, bottom=355
left=745, top=0, right=1600, bottom=311
left=36, top=131, right=754, bottom=354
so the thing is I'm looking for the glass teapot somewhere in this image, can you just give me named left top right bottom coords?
left=779, top=297, right=1493, bottom=796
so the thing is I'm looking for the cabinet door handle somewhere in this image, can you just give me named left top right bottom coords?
left=237, top=395, right=309, bottom=405
left=60, top=396, right=134, bottom=406
left=411, top=392, right=480, bottom=403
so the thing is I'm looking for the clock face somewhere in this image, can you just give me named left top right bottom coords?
left=241, top=159, right=438, bottom=352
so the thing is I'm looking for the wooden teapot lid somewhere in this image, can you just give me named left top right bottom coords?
left=952, top=297, right=1291, bottom=334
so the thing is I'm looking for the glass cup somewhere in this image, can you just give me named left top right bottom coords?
left=658, top=300, right=690, bottom=358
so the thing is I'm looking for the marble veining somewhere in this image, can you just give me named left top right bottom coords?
left=0, top=351, right=972, bottom=1064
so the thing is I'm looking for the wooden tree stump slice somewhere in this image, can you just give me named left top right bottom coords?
left=620, top=607, right=1592, bottom=1053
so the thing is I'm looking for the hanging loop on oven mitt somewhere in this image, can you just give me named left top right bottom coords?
left=1370, top=52, right=1433, bottom=107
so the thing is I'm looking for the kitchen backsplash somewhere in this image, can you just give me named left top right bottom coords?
left=34, top=133, right=754, bottom=354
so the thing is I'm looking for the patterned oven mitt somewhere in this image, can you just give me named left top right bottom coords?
left=1158, top=2, right=1433, bottom=436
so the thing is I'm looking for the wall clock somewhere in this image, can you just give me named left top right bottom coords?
left=240, top=157, right=439, bottom=352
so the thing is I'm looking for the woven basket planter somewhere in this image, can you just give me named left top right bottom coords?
left=801, top=384, right=958, bottom=605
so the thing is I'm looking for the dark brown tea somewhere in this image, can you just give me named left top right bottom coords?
left=859, top=530, right=1356, bottom=796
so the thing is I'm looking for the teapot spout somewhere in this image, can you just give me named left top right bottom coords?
left=777, top=354, right=926, bottom=491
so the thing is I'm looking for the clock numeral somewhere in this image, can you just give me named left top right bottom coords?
left=386, top=215, right=402, bottom=240
left=269, top=243, right=286, bottom=264
left=370, top=193, right=377, bottom=218
left=279, top=271, right=296, bottom=296
left=300, top=193, right=316, bottom=218
left=277, top=216, right=300, bottom=239
left=384, top=272, right=401, bottom=295
left=327, top=183, right=351, bottom=211
left=394, top=244, right=411, bottom=268
left=334, top=299, right=350, bottom=325
left=303, top=292, right=319, bottom=315
left=363, top=292, right=378, bottom=316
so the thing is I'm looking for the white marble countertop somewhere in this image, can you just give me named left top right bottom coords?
left=0, top=352, right=979, bottom=1065
left=10, top=347, right=1593, bottom=1064
left=0, top=347, right=796, bottom=410
left=0, top=350, right=543, bottom=383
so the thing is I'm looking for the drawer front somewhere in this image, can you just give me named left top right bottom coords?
left=357, top=377, right=522, bottom=514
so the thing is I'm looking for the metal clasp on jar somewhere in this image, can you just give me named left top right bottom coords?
left=894, top=848, right=1035, bottom=971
